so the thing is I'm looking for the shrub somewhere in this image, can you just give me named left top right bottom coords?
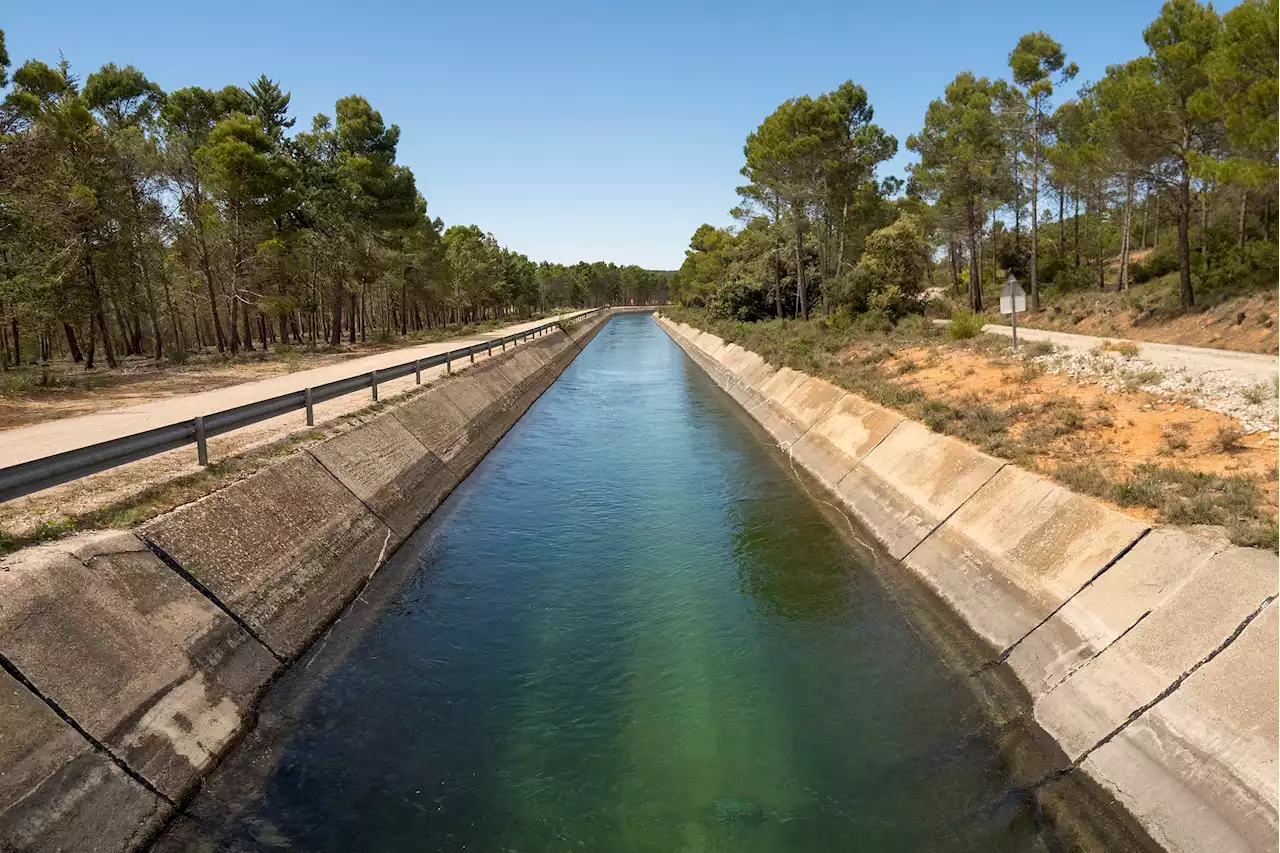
left=1209, top=423, right=1244, bottom=453
left=1129, top=247, right=1179, bottom=284
left=830, top=215, right=929, bottom=319
left=947, top=310, right=985, bottom=340
left=706, top=279, right=770, bottom=322
left=166, top=347, right=189, bottom=365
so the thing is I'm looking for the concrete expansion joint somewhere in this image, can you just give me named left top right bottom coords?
left=900, top=462, right=1012, bottom=571
left=139, top=535, right=286, bottom=666
left=304, top=447, right=391, bottom=535
left=979, top=528, right=1154, bottom=675
left=1039, top=593, right=1277, bottom=792
left=0, top=649, right=177, bottom=808
left=1045, top=609, right=1155, bottom=698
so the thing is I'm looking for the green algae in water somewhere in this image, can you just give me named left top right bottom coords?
left=161, top=315, right=1052, bottom=853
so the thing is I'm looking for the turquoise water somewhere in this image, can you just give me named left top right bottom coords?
left=166, top=315, right=1050, bottom=852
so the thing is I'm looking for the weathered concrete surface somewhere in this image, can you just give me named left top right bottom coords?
left=655, top=312, right=1279, bottom=853
left=0, top=669, right=169, bottom=852
left=0, top=532, right=277, bottom=800
left=834, top=420, right=1005, bottom=560
left=310, top=414, right=455, bottom=540
left=393, top=384, right=498, bottom=480
left=439, top=359, right=522, bottom=442
left=1081, top=601, right=1278, bottom=853
left=1036, top=545, right=1277, bottom=760
left=718, top=347, right=778, bottom=410
left=769, top=377, right=845, bottom=449
left=789, top=395, right=901, bottom=489
left=1007, top=527, right=1225, bottom=697
left=143, top=453, right=394, bottom=661
left=903, top=466, right=1148, bottom=651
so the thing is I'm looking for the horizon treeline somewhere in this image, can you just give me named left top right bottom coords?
left=0, top=32, right=669, bottom=369
left=672, top=0, right=1277, bottom=322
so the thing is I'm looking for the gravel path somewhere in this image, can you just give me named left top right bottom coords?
left=983, top=324, right=1279, bottom=435
left=0, top=311, right=594, bottom=532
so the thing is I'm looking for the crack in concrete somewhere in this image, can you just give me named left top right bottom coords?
left=1044, top=608, right=1154, bottom=699
left=971, top=527, right=1153, bottom=675
left=898, top=460, right=1011, bottom=566
left=140, top=537, right=285, bottom=666
left=1033, top=593, right=1277, bottom=794
left=0, top=650, right=176, bottom=808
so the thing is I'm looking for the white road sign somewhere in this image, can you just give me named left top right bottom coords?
left=1000, top=278, right=1026, bottom=315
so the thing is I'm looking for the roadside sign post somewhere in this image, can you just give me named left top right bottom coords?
left=1000, top=276, right=1026, bottom=352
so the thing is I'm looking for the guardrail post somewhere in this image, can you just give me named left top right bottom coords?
left=502, top=340, right=506, bottom=351
left=487, top=343, right=492, bottom=357
left=305, top=388, right=314, bottom=426
left=414, top=360, right=421, bottom=384
left=469, top=347, right=475, bottom=364
left=195, top=416, right=209, bottom=467
left=445, top=353, right=451, bottom=375
left=371, top=368, right=379, bottom=402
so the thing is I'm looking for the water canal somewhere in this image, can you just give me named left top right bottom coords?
left=160, top=314, right=1054, bottom=852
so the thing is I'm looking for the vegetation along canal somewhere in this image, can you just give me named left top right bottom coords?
left=159, top=314, right=1058, bottom=852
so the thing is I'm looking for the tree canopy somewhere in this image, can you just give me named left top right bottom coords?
left=0, top=34, right=668, bottom=369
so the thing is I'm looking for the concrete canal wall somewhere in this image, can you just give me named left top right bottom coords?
left=655, top=314, right=1277, bottom=853
left=0, top=311, right=620, bottom=853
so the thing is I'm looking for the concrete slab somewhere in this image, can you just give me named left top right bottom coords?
left=770, top=377, right=845, bottom=449
left=1007, top=527, right=1226, bottom=697
left=310, top=414, right=457, bottom=539
left=143, top=453, right=394, bottom=661
left=1036, top=545, right=1278, bottom=760
left=1081, top=602, right=1278, bottom=853
left=903, top=465, right=1148, bottom=651
left=440, top=363, right=520, bottom=440
left=0, top=532, right=277, bottom=799
left=0, top=669, right=168, bottom=853
left=790, top=396, right=901, bottom=490
left=835, top=420, right=1005, bottom=560
left=496, top=347, right=547, bottom=394
left=394, top=384, right=498, bottom=479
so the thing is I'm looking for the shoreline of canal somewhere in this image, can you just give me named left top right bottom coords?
left=149, top=314, right=1078, bottom=852
left=0, top=311, right=628, bottom=852
left=699, top=354, right=1165, bottom=853
left=655, top=313, right=1277, bottom=853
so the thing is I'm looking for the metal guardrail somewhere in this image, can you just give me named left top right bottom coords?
left=0, top=310, right=601, bottom=503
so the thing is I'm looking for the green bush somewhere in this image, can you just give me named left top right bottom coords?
left=829, top=215, right=929, bottom=319
left=1050, top=265, right=1097, bottom=292
left=947, top=310, right=985, bottom=339
left=706, top=279, right=770, bottom=322
left=1130, top=247, right=1179, bottom=284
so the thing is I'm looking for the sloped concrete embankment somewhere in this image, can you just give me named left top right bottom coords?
left=655, top=315, right=1277, bottom=853
left=0, top=312, right=612, bottom=853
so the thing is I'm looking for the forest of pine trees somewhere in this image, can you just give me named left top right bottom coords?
left=672, top=0, right=1277, bottom=323
left=0, top=32, right=669, bottom=370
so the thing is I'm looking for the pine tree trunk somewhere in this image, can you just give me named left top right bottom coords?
left=1058, top=187, right=1065, bottom=260
left=63, top=323, right=83, bottom=363
left=1074, top=194, right=1081, bottom=267
left=1029, top=98, right=1040, bottom=312
left=793, top=216, right=808, bottom=320
left=1177, top=170, right=1194, bottom=309
left=1201, top=183, right=1211, bottom=272
left=967, top=196, right=982, bottom=311
left=1118, top=177, right=1134, bottom=290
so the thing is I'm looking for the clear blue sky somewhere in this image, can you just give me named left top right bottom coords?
left=6, top=0, right=1227, bottom=270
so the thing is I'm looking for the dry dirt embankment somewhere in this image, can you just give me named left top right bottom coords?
left=0, top=313, right=616, bottom=853
left=657, top=313, right=1277, bottom=853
